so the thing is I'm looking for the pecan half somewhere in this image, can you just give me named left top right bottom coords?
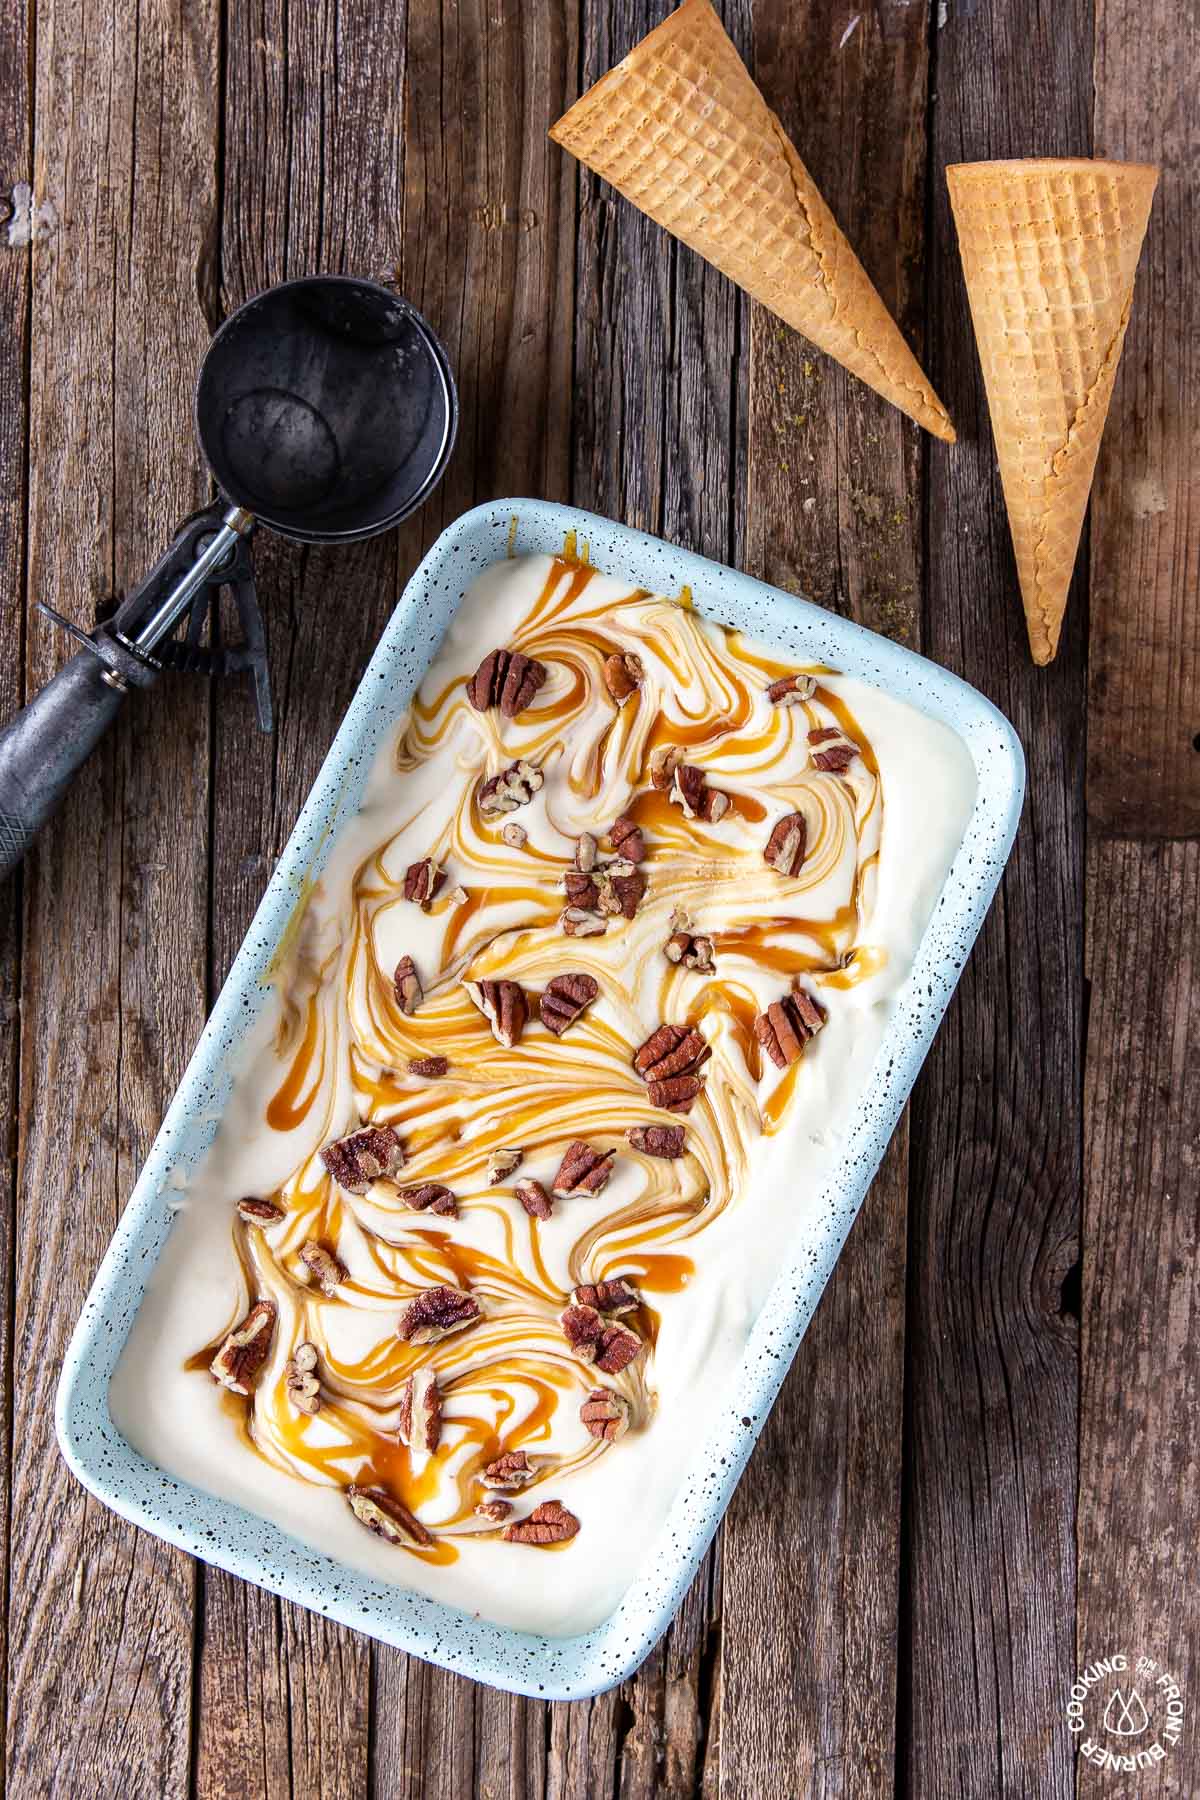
left=764, top=811, right=808, bottom=878
left=563, top=868, right=600, bottom=909
left=581, top=1388, right=631, bottom=1443
left=478, top=759, right=544, bottom=817
left=467, top=647, right=548, bottom=718
left=663, top=915, right=714, bottom=971
left=236, top=1196, right=284, bottom=1228
left=397, top=1367, right=442, bottom=1454
left=602, top=651, right=643, bottom=704
left=393, top=954, right=423, bottom=1014
left=476, top=1497, right=513, bottom=1523
left=575, top=831, right=598, bottom=873
left=609, top=815, right=645, bottom=863
left=571, top=1278, right=640, bottom=1315
left=403, top=857, right=445, bottom=908
left=482, top=1449, right=538, bottom=1491
left=487, top=1146, right=523, bottom=1185
left=464, top=977, right=528, bottom=1049
left=767, top=672, right=817, bottom=705
left=669, top=762, right=731, bottom=824
left=298, top=1239, right=346, bottom=1297
left=647, top=1074, right=705, bottom=1113
left=649, top=745, right=683, bottom=791
left=408, top=1055, right=449, bottom=1079
left=503, top=1500, right=581, bottom=1546
left=808, top=726, right=858, bottom=772
left=595, top=1321, right=643, bottom=1374
left=539, top=972, right=599, bottom=1037
left=396, top=1182, right=458, bottom=1218
left=321, top=1124, right=405, bottom=1194
left=561, top=906, right=607, bottom=938
left=633, top=1024, right=710, bottom=1083
left=346, top=1484, right=433, bottom=1548
left=210, top=1299, right=276, bottom=1395
left=397, top=1286, right=481, bottom=1344
left=514, top=1179, right=553, bottom=1220
left=552, top=1141, right=616, bottom=1197
left=286, top=1341, right=322, bottom=1416
left=627, top=1123, right=686, bottom=1158
left=502, top=821, right=527, bottom=849
left=562, top=1305, right=643, bottom=1373
left=753, top=986, right=827, bottom=1069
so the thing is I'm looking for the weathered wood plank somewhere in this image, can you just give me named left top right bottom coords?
left=719, top=1, right=929, bottom=1789
left=905, top=0, right=1093, bottom=1793
left=1087, top=0, right=1199, bottom=839
left=1076, top=839, right=1198, bottom=1797
left=7, top=1, right=219, bottom=1794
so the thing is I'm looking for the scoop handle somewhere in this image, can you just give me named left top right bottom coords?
left=0, top=652, right=130, bottom=878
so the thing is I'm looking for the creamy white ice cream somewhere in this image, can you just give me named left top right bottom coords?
left=110, top=551, right=976, bottom=1634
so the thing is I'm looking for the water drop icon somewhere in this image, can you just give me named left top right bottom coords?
left=1103, top=1688, right=1150, bottom=1736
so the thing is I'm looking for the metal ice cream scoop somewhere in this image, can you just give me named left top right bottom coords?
left=0, top=274, right=457, bottom=879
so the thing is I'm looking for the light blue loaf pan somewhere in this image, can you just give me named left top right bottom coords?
left=56, top=499, right=1024, bottom=1700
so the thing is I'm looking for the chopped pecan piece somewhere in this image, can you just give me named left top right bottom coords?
left=502, top=821, right=527, bottom=849
left=539, top=972, right=599, bottom=1037
left=285, top=1341, right=322, bottom=1416
left=476, top=1497, right=513, bottom=1523
left=609, top=814, right=645, bottom=863
left=764, top=811, right=808, bottom=879
left=808, top=726, right=858, bottom=772
left=514, top=1179, right=553, bottom=1220
left=575, top=831, right=598, bottom=873
left=396, top=1182, right=458, bottom=1218
left=393, top=954, right=423, bottom=1014
left=321, top=1124, right=405, bottom=1194
left=561, top=906, right=607, bottom=938
left=563, top=868, right=600, bottom=909
left=602, top=650, right=643, bottom=704
left=503, top=1500, right=581, bottom=1546
left=767, top=672, right=817, bottom=705
left=552, top=1141, right=616, bottom=1197
left=403, top=858, right=445, bottom=908
left=649, top=745, right=683, bottom=791
left=571, top=1277, right=640, bottom=1315
left=408, top=1055, right=449, bottom=1079
left=397, top=1367, right=442, bottom=1454
left=753, top=987, right=828, bottom=1069
left=346, top=1484, right=433, bottom=1548
left=633, top=1023, right=710, bottom=1083
left=298, top=1239, right=346, bottom=1297
left=448, top=884, right=469, bottom=906
left=236, top=1196, right=284, bottom=1228
left=397, top=1285, right=481, bottom=1344
left=647, top=1074, right=705, bottom=1113
left=627, top=1123, right=686, bottom=1158
left=478, top=759, right=544, bottom=817
left=482, top=1449, right=537, bottom=1491
left=467, top=647, right=548, bottom=718
left=581, top=1388, right=631, bottom=1443
left=595, top=1321, right=643, bottom=1374
left=487, top=1146, right=523, bottom=1185
left=598, top=863, right=647, bottom=920
left=664, top=913, right=714, bottom=971
left=670, top=761, right=731, bottom=824
left=210, top=1299, right=276, bottom=1395
left=464, top=977, right=528, bottom=1049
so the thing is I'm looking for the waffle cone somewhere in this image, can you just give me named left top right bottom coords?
left=550, top=0, right=954, bottom=441
left=947, top=158, right=1157, bottom=663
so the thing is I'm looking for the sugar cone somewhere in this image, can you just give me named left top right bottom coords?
left=550, top=0, right=954, bottom=442
left=947, top=158, right=1157, bottom=664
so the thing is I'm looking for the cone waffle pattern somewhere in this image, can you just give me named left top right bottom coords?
left=947, top=158, right=1157, bottom=663
left=551, top=0, right=954, bottom=441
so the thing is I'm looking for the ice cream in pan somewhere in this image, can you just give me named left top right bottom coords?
left=112, top=549, right=976, bottom=1633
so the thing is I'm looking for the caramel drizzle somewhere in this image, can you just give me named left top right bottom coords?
left=218, top=553, right=885, bottom=1549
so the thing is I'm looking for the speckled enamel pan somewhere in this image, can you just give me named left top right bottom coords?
left=56, top=499, right=1024, bottom=1701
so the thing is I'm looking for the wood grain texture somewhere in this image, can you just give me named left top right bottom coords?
left=719, top=2, right=929, bottom=1790
left=1077, top=838, right=1199, bottom=1797
left=9, top=0, right=220, bottom=1794
left=1086, top=0, right=1199, bottom=838
left=905, top=0, right=1093, bottom=1793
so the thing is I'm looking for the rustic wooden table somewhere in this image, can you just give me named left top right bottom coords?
left=1, top=0, right=1195, bottom=1794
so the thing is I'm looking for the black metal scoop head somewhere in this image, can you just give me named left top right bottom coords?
left=196, top=276, right=457, bottom=542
